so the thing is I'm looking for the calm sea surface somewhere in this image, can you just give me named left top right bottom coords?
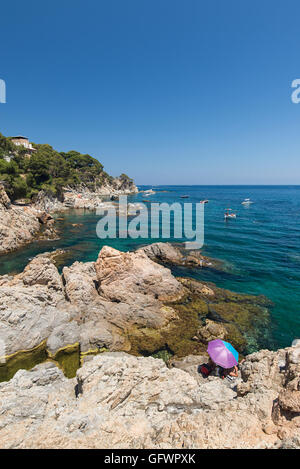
left=1, top=185, right=300, bottom=350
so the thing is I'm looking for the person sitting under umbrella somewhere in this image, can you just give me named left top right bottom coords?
left=221, top=364, right=238, bottom=379
left=200, top=339, right=239, bottom=379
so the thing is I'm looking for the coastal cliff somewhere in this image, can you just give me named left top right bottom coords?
left=0, top=132, right=138, bottom=253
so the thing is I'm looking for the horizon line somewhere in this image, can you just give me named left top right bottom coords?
left=136, top=184, right=300, bottom=187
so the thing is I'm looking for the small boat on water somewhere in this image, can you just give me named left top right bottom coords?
left=180, top=195, right=189, bottom=199
left=200, top=200, right=209, bottom=204
left=241, top=198, right=253, bottom=205
left=224, top=208, right=236, bottom=220
left=143, top=189, right=155, bottom=196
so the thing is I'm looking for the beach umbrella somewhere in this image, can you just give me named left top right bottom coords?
left=207, top=339, right=238, bottom=368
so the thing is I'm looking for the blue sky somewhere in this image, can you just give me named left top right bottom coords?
left=1, top=0, right=300, bottom=184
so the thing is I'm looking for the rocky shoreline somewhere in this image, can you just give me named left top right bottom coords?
left=0, top=240, right=299, bottom=448
left=32, top=179, right=139, bottom=212
left=0, top=344, right=299, bottom=448
left=0, top=180, right=138, bottom=255
left=0, top=183, right=299, bottom=449
left=0, top=185, right=59, bottom=255
left=0, top=242, right=272, bottom=379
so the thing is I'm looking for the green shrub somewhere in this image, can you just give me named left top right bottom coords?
left=0, top=132, right=115, bottom=201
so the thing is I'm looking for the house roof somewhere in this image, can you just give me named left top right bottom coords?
left=10, top=136, right=29, bottom=140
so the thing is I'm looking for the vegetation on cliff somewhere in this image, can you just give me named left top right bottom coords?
left=0, top=132, right=133, bottom=201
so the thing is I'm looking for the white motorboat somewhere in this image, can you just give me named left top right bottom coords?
left=241, top=198, right=253, bottom=205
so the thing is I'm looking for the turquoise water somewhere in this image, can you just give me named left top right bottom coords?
left=1, top=185, right=300, bottom=350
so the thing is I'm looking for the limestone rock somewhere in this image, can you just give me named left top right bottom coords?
left=63, top=262, right=98, bottom=306
left=0, top=184, right=11, bottom=209
left=179, top=277, right=215, bottom=297
left=0, top=184, right=60, bottom=254
left=47, top=322, right=81, bottom=355
left=139, top=242, right=220, bottom=270
left=0, top=257, right=71, bottom=355
left=139, top=242, right=184, bottom=264
left=95, top=245, right=184, bottom=303
left=0, top=349, right=299, bottom=449
left=37, top=212, right=53, bottom=225
left=0, top=245, right=188, bottom=361
left=278, top=389, right=300, bottom=413
left=22, top=257, right=63, bottom=290
left=237, top=349, right=284, bottom=396
left=169, top=354, right=208, bottom=382
left=0, top=203, right=41, bottom=254
left=62, top=250, right=178, bottom=336
left=197, top=319, right=227, bottom=343
left=0, top=284, right=70, bottom=356
left=0, top=243, right=275, bottom=373
left=277, top=433, right=300, bottom=449
left=79, top=320, right=115, bottom=353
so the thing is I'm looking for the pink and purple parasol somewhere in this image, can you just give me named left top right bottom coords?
left=207, top=339, right=239, bottom=369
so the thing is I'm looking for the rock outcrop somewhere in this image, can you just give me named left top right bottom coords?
left=0, top=343, right=299, bottom=449
left=0, top=257, right=71, bottom=356
left=0, top=245, right=184, bottom=379
left=139, top=242, right=223, bottom=270
left=0, top=184, right=58, bottom=254
left=0, top=188, right=40, bottom=254
left=95, top=246, right=184, bottom=303
left=0, top=184, right=11, bottom=209
left=33, top=181, right=138, bottom=212
left=0, top=178, right=138, bottom=254
left=0, top=244, right=274, bottom=382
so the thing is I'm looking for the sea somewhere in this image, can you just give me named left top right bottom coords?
left=1, top=185, right=300, bottom=351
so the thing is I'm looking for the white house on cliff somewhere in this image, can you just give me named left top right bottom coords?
left=4, top=135, right=36, bottom=161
